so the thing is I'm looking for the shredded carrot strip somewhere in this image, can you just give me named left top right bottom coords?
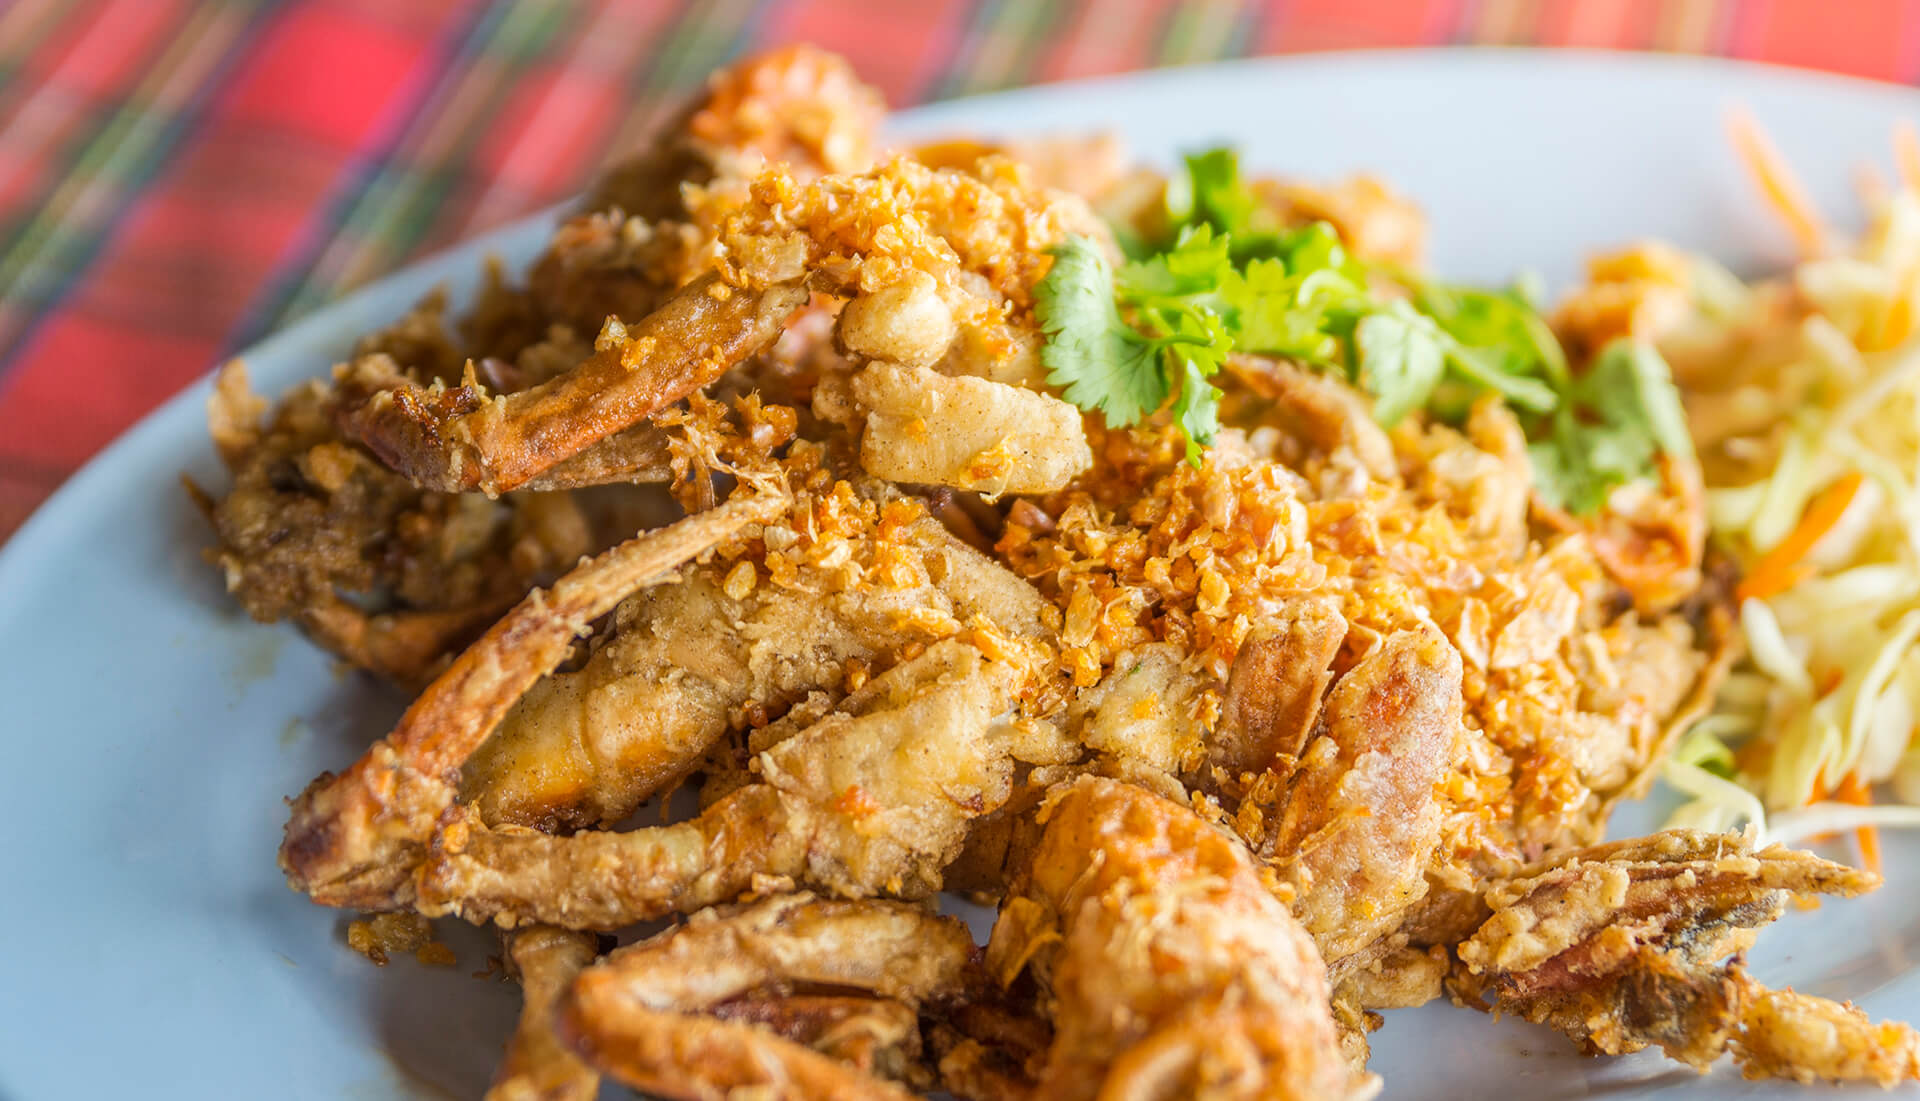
left=1858, top=162, right=1893, bottom=209
left=1873, top=289, right=1916, bottom=351
left=1729, top=110, right=1830, bottom=256
left=1816, top=666, right=1846, bottom=698
left=1736, top=471, right=1865, bottom=602
left=1834, top=772, right=1882, bottom=876
left=1808, top=775, right=1830, bottom=805
left=1897, top=122, right=1920, bottom=193
left=1805, top=775, right=1837, bottom=844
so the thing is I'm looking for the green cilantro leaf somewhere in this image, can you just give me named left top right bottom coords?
left=1439, top=342, right=1560, bottom=414
left=1580, top=337, right=1695, bottom=461
left=1119, top=224, right=1234, bottom=304
left=1036, top=237, right=1170, bottom=426
left=1355, top=304, right=1446, bottom=427
left=1167, top=148, right=1257, bottom=241
left=1173, top=358, right=1223, bottom=462
left=1416, top=279, right=1570, bottom=389
left=1037, top=146, right=1685, bottom=512
left=1528, top=339, right=1692, bottom=514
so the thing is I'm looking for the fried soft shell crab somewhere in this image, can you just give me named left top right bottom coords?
left=191, top=45, right=1920, bottom=1098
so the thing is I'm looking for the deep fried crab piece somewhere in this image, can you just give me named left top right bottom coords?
left=488, top=926, right=602, bottom=1101
left=706, top=994, right=926, bottom=1086
left=587, top=43, right=885, bottom=229
left=278, top=489, right=787, bottom=910
left=337, top=275, right=810, bottom=496
left=1534, top=452, right=1708, bottom=615
left=987, top=776, right=1378, bottom=1101
left=194, top=361, right=604, bottom=685
left=518, top=45, right=887, bottom=341
left=1451, top=829, right=1920, bottom=1085
left=415, top=637, right=1057, bottom=929
left=1204, top=593, right=1346, bottom=784
left=1734, top=984, right=1920, bottom=1086
left=851, top=360, right=1092, bottom=497
left=1255, top=623, right=1465, bottom=966
left=460, top=484, right=1053, bottom=832
left=557, top=894, right=975, bottom=1100
left=345, top=157, right=1102, bottom=498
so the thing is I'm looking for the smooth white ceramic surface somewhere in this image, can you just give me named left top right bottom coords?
left=4, top=50, right=1920, bottom=1100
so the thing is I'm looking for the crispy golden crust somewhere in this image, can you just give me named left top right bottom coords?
left=279, top=490, right=787, bottom=910
left=558, top=894, right=973, bottom=1099
left=417, top=640, right=1037, bottom=929
left=1733, top=986, right=1920, bottom=1087
left=488, top=926, right=602, bottom=1101
left=536, top=46, right=886, bottom=333
left=852, top=361, right=1092, bottom=496
left=991, top=777, right=1378, bottom=1101
left=1267, top=624, right=1464, bottom=964
left=338, top=276, right=809, bottom=495
left=1452, top=829, right=1900, bottom=1079
left=1207, top=595, right=1346, bottom=781
left=460, top=483, right=1054, bottom=831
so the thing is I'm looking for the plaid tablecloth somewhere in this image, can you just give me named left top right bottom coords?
left=0, top=0, right=1912, bottom=540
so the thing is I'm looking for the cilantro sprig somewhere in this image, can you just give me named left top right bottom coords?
left=1527, top=338, right=1696, bottom=515
left=1035, top=146, right=1694, bottom=514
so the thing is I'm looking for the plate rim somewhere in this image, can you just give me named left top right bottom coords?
left=8, top=46, right=1920, bottom=1099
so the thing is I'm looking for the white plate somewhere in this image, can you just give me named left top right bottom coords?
left=5, top=49, right=1920, bottom=1100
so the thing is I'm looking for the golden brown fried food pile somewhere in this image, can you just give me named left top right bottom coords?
left=196, top=46, right=1920, bottom=1098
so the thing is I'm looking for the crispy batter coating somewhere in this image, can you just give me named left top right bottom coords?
left=721, top=156, right=1111, bottom=387
left=1452, top=828, right=1915, bottom=1084
left=852, top=361, right=1092, bottom=496
left=489, top=926, right=602, bottom=1101
left=338, top=276, right=810, bottom=496
left=989, top=777, right=1378, bottom=1101
left=541, top=45, right=887, bottom=334
left=279, top=490, right=787, bottom=910
left=1000, top=407, right=1720, bottom=868
left=1207, top=594, right=1346, bottom=782
left=1734, top=986, right=1920, bottom=1087
left=462, top=483, right=1053, bottom=830
left=558, top=894, right=974, bottom=1100
left=417, top=639, right=1051, bottom=929
left=1265, top=624, right=1464, bottom=964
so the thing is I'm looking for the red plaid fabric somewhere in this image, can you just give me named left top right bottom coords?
left=1, top=0, right=1917, bottom=540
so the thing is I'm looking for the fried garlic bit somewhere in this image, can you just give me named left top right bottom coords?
left=213, top=42, right=1920, bottom=1101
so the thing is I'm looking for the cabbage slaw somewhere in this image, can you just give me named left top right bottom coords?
left=1663, top=130, right=1920, bottom=858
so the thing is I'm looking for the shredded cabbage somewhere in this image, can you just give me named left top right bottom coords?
left=1662, top=185, right=1920, bottom=848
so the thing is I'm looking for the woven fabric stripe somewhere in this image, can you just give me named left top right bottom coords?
left=1, top=0, right=1918, bottom=540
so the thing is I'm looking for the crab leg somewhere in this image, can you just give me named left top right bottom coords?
left=488, top=926, right=602, bottom=1101
left=460, top=496, right=1052, bottom=832
left=557, top=894, right=975, bottom=1101
left=513, top=423, right=676, bottom=491
left=279, top=488, right=787, bottom=910
left=297, top=597, right=509, bottom=690
left=339, top=273, right=807, bottom=495
left=1452, top=828, right=1918, bottom=1083
left=416, top=639, right=1036, bottom=928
